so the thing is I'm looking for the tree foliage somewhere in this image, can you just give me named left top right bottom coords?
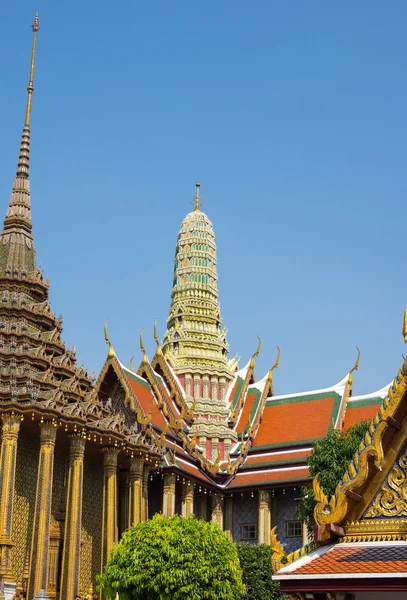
left=237, top=544, right=289, bottom=600
left=296, top=420, right=370, bottom=529
left=98, top=514, right=245, bottom=600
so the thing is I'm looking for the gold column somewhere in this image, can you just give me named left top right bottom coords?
left=258, top=490, right=271, bottom=544
left=211, top=493, right=224, bottom=529
left=128, top=458, right=144, bottom=527
left=142, top=465, right=149, bottom=521
left=29, top=421, right=57, bottom=598
left=60, top=435, right=86, bottom=600
left=119, top=472, right=129, bottom=537
left=162, top=473, right=176, bottom=517
left=101, top=447, right=120, bottom=568
left=0, top=413, right=21, bottom=593
left=181, top=481, right=194, bottom=517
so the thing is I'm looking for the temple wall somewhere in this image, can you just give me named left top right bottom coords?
left=232, top=493, right=257, bottom=543
left=11, top=424, right=39, bottom=585
left=272, top=487, right=302, bottom=554
left=79, top=448, right=103, bottom=598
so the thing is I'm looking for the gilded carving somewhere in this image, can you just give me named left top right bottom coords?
left=365, top=446, right=407, bottom=518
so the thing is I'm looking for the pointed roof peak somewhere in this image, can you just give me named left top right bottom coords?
left=0, top=15, right=41, bottom=276
left=191, top=179, right=205, bottom=211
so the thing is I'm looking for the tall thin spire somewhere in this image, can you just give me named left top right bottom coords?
left=0, top=14, right=40, bottom=277
left=17, top=13, right=40, bottom=179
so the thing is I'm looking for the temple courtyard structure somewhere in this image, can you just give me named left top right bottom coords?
left=0, top=15, right=405, bottom=600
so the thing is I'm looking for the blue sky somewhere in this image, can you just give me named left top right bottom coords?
left=0, top=1, right=406, bottom=395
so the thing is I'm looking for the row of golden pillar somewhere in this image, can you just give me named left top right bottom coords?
left=0, top=414, right=276, bottom=599
left=161, top=473, right=272, bottom=544
left=0, top=415, right=150, bottom=600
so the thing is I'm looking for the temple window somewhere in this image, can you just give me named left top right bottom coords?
left=240, top=523, right=257, bottom=542
left=286, top=520, right=302, bottom=538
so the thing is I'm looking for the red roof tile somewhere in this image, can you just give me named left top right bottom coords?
left=229, top=466, right=309, bottom=488
left=344, top=403, right=381, bottom=429
left=125, top=374, right=168, bottom=430
left=288, top=544, right=407, bottom=576
left=255, top=397, right=336, bottom=447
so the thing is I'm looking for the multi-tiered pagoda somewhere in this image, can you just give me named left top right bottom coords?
left=0, top=16, right=403, bottom=600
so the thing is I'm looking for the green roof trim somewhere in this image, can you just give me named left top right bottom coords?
left=247, top=386, right=262, bottom=423
left=122, top=367, right=151, bottom=389
left=252, top=438, right=324, bottom=451
left=229, top=473, right=310, bottom=489
left=347, top=396, right=382, bottom=408
left=230, top=376, right=244, bottom=410
left=265, top=390, right=341, bottom=408
left=239, top=456, right=309, bottom=471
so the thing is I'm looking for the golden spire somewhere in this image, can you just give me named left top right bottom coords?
left=17, top=13, right=40, bottom=179
left=191, top=180, right=204, bottom=211
left=403, top=308, right=407, bottom=343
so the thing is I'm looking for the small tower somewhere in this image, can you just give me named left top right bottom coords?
left=162, top=181, right=237, bottom=459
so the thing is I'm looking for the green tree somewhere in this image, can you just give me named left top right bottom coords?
left=297, top=420, right=370, bottom=529
left=237, top=544, right=288, bottom=600
left=98, top=514, right=245, bottom=600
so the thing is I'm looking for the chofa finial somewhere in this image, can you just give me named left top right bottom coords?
left=348, top=346, right=360, bottom=386
left=153, top=318, right=162, bottom=355
left=104, top=320, right=115, bottom=359
left=268, top=346, right=281, bottom=382
left=250, top=334, right=262, bottom=369
left=140, top=329, right=148, bottom=364
left=403, top=309, right=407, bottom=343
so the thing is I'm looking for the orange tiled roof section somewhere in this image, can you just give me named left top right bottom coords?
left=236, top=391, right=258, bottom=433
left=229, top=466, right=309, bottom=488
left=343, top=401, right=382, bottom=430
left=243, top=449, right=312, bottom=467
left=125, top=374, right=168, bottom=430
left=291, top=544, right=407, bottom=575
left=254, top=394, right=340, bottom=448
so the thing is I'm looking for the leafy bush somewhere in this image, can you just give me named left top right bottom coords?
left=98, top=514, right=245, bottom=600
left=237, top=544, right=288, bottom=600
left=296, top=420, right=371, bottom=528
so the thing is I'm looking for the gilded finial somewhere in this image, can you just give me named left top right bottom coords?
left=348, top=346, right=360, bottom=386
left=140, top=329, right=148, bottom=364
left=16, top=13, right=40, bottom=179
left=191, top=180, right=204, bottom=211
left=104, top=320, right=115, bottom=359
left=268, top=346, right=281, bottom=381
left=25, top=13, right=40, bottom=127
left=129, top=356, right=135, bottom=372
left=154, top=319, right=162, bottom=355
left=403, top=309, right=407, bottom=343
left=249, top=334, right=262, bottom=369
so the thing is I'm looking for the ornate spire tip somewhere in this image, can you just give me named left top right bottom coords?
left=32, top=13, right=40, bottom=32
left=191, top=180, right=204, bottom=211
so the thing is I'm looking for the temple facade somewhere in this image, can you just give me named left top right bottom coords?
left=0, top=16, right=399, bottom=600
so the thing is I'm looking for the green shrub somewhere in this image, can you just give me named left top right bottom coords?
left=237, top=544, right=288, bottom=600
left=98, top=514, right=245, bottom=600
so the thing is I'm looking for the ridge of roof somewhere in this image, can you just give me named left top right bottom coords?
left=266, top=373, right=349, bottom=405
left=348, top=382, right=392, bottom=402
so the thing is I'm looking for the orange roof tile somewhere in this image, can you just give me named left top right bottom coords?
left=254, top=396, right=337, bottom=448
left=286, top=544, right=407, bottom=576
left=344, top=402, right=381, bottom=430
left=243, top=449, right=312, bottom=467
left=236, top=392, right=258, bottom=434
left=229, top=466, right=309, bottom=488
left=125, top=374, right=168, bottom=431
